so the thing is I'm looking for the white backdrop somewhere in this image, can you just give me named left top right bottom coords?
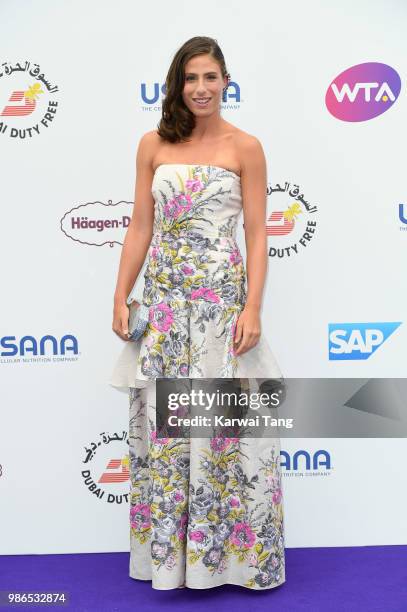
left=1, top=0, right=406, bottom=554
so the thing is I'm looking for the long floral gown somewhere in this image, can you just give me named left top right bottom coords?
left=109, top=164, right=286, bottom=590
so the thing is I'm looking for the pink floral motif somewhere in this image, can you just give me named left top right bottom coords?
left=191, top=287, right=220, bottom=303
left=230, top=496, right=240, bottom=507
left=149, top=302, right=174, bottom=332
left=179, top=363, right=189, bottom=376
left=174, top=490, right=185, bottom=503
left=163, top=193, right=193, bottom=219
left=150, top=430, right=169, bottom=444
left=163, top=199, right=179, bottom=218
left=181, top=264, right=194, bottom=275
left=151, top=246, right=159, bottom=260
left=130, top=503, right=151, bottom=530
left=272, top=488, right=283, bottom=504
left=177, top=512, right=188, bottom=540
left=210, top=437, right=230, bottom=452
left=230, top=248, right=243, bottom=265
left=185, top=177, right=203, bottom=192
left=179, top=512, right=188, bottom=528
left=248, top=552, right=258, bottom=567
left=189, top=530, right=205, bottom=542
left=230, top=522, right=256, bottom=549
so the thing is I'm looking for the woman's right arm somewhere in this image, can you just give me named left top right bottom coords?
left=112, top=131, right=156, bottom=340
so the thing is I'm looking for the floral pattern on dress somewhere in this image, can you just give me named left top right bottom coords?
left=128, top=385, right=285, bottom=590
left=124, top=164, right=285, bottom=590
left=137, top=166, right=247, bottom=380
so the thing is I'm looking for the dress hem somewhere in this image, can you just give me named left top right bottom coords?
left=129, top=573, right=286, bottom=591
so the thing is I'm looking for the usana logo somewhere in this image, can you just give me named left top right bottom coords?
left=399, top=203, right=407, bottom=231
left=280, top=449, right=332, bottom=477
left=0, top=334, right=79, bottom=362
left=140, top=79, right=241, bottom=109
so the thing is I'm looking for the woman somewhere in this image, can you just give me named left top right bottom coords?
left=110, top=36, right=285, bottom=591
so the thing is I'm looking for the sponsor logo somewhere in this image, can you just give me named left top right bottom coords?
left=60, top=200, right=133, bottom=247
left=399, top=204, right=407, bottom=231
left=0, top=334, right=79, bottom=363
left=0, top=60, right=59, bottom=139
left=266, top=181, right=318, bottom=258
left=328, top=322, right=402, bottom=360
left=280, top=449, right=332, bottom=477
left=82, top=430, right=130, bottom=504
left=140, top=79, right=241, bottom=110
left=326, top=62, right=401, bottom=122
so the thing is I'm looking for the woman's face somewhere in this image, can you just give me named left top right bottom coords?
left=182, top=53, right=227, bottom=115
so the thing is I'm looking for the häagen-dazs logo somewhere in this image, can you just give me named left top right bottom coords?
left=325, top=62, right=401, bottom=122
left=60, top=200, right=133, bottom=247
left=0, top=60, right=59, bottom=139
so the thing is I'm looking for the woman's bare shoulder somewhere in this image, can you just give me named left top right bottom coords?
left=136, top=130, right=162, bottom=167
left=138, top=129, right=161, bottom=147
left=224, top=122, right=263, bottom=153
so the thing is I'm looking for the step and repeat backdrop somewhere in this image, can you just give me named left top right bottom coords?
left=1, top=0, right=406, bottom=554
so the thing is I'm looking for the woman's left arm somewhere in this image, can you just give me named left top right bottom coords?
left=233, top=136, right=268, bottom=356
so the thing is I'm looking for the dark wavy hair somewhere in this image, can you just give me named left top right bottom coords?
left=157, top=36, right=230, bottom=143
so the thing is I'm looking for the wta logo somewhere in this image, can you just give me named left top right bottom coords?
left=325, top=62, right=401, bottom=122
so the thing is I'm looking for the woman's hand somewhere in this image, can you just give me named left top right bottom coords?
left=233, top=304, right=261, bottom=356
left=112, top=300, right=132, bottom=341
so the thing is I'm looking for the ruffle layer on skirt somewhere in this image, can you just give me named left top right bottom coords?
left=109, top=302, right=283, bottom=392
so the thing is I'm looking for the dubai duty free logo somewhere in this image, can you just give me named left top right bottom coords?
left=325, top=62, right=401, bottom=122
left=266, top=181, right=318, bottom=259
left=0, top=60, right=59, bottom=138
left=328, top=322, right=402, bottom=360
left=82, top=430, right=130, bottom=505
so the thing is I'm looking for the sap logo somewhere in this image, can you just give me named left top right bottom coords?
left=140, top=81, right=241, bottom=105
left=399, top=204, right=407, bottom=225
left=328, top=322, right=402, bottom=360
left=280, top=449, right=331, bottom=471
left=325, top=62, right=401, bottom=122
left=1, top=334, right=79, bottom=356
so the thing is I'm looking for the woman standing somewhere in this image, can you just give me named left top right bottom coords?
left=110, top=36, right=285, bottom=591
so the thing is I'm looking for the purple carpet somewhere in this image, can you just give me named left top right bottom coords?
left=0, top=546, right=406, bottom=611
